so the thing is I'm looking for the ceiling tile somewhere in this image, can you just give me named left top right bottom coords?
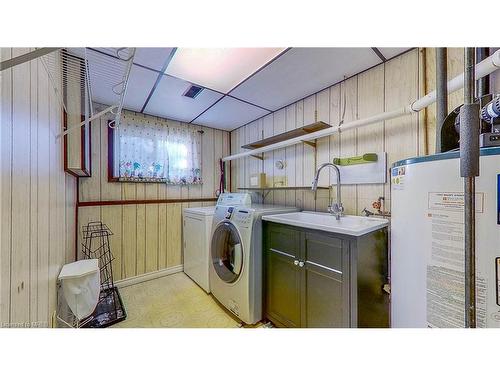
left=230, top=48, right=381, bottom=110
left=122, top=65, right=158, bottom=112
left=194, top=96, right=269, bottom=130
left=377, top=48, right=413, bottom=60
left=133, top=48, right=175, bottom=71
left=144, top=75, right=223, bottom=122
left=166, top=48, right=286, bottom=93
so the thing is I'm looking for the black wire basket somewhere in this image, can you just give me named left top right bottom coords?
left=80, top=221, right=126, bottom=328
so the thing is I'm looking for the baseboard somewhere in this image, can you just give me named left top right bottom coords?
left=115, top=265, right=184, bottom=288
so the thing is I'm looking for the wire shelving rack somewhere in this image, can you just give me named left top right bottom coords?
left=39, top=47, right=136, bottom=137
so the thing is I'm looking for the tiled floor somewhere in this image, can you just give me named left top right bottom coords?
left=113, top=272, right=240, bottom=328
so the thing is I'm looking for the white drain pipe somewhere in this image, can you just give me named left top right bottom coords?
left=223, top=49, right=500, bottom=162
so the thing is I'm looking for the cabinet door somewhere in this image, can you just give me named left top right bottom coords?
left=265, top=224, right=301, bottom=327
left=266, top=248, right=302, bottom=327
left=302, top=233, right=349, bottom=328
left=267, top=223, right=300, bottom=258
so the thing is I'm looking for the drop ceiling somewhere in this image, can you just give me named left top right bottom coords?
left=86, top=47, right=412, bottom=131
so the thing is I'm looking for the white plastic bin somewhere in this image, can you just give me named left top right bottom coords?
left=58, top=259, right=100, bottom=321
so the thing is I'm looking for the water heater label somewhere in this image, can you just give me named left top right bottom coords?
left=426, top=212, right=465, bottom=328
left=428, top=192, right=484, bottom=212
left=391, top=166, right=406, bottom=190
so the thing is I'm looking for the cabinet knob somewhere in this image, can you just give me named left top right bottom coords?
left=298, top=261, right=304, bottom=267
left=294, top=260, right=299, bottom=266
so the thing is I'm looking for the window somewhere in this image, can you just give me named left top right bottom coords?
left=110, top=118, right=202, bottom=184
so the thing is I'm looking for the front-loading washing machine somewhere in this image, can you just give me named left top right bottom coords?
left=210, top=195, right=298, bottom=324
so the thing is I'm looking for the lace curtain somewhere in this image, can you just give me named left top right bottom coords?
left=117, top=120, right=202, bottom=184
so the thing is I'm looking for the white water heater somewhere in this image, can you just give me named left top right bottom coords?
left=390, top=147, right=500, bottom=328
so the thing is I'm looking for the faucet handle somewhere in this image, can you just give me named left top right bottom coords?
left=335, top=203, right=344, bottom=216
left=327, top=203, right=344, bottom=216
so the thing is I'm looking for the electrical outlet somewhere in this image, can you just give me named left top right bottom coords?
left=272, top=176, right=287, bottom=187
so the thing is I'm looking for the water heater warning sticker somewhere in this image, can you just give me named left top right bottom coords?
left=428, top=192, right=484, bottom=212
left=391, top=166, right=405, bottom=190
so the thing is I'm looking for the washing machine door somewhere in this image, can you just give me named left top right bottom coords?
left=211, top=221, right=243, bottom=283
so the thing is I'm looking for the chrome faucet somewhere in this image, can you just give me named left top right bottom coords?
left=311, top=162, right=344, bottom=220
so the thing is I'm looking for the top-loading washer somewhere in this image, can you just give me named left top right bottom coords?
left=210, top=196, right=298, bottom=324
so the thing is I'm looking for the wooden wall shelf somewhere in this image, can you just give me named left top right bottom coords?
left=238, top=186, right=329, bottom=191
left=241, top=121, right=331, bottom=150
left=238, top=186, right=329, bottom=201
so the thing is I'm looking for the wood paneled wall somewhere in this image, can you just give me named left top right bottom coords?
left=231, top=49, right=423, bottom=215
left=77, top=110, right=230, bottom=281
left=0, top=48, right=77, bottom=327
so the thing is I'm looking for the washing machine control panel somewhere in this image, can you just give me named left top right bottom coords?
left=216, top=192, right=251, bottom=206
left=225, top=207, right=234, bottom=219
left=215, top=206, right=236, bottom=219
left=233, top=209, right=253, bottom=228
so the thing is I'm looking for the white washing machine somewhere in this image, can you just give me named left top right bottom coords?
left=209, top=193, right=298, bottom=324
left=183, top=206, right=215, bottom=293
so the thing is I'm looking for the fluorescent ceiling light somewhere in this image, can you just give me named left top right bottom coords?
left=166, top=48, right=286, bottom=93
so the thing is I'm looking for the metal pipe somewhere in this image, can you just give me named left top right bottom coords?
left=464, top=177, right=476, bottom=328
left=223, top=50, right=500, bottom=162
left=476, top=48, right=491, bottom=134
left=476, top=48, right=490, bottom=98
left=435, top=48, right=448, bottom=153
left=464, top=49, right=476, bottom=104
left=460, top=47, right=479, bottom=328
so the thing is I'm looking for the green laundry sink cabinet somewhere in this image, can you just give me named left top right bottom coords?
left=262, top=218, right=390, bottom=328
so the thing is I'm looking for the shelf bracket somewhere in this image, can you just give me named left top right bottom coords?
left=262, top=190, right=271, bottom=202
left=302, top=140, right=317, bottom=148
left=250, top=154, right=264, bottom=160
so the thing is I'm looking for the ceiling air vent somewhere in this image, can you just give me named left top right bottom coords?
left=183, top=85, right=204, bottom=99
